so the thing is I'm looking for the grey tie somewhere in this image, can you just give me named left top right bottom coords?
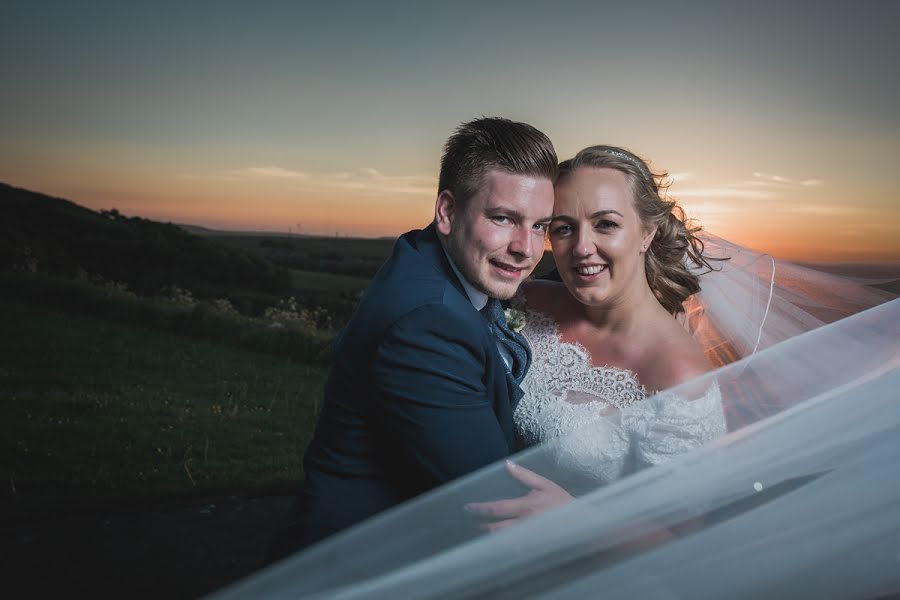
left=481, top=298, right=532, bottom=403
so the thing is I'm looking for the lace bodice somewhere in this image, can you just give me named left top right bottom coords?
left=514, top=302, right=727, bottom=485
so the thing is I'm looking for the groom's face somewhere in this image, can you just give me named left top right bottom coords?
left=437, top=169, right=554, bottom=299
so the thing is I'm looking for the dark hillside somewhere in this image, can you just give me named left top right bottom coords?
left=0, top=182, right=291, bottom=301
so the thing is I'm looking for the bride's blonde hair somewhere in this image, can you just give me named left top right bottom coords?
left=557, top=145, right=716, bottom=314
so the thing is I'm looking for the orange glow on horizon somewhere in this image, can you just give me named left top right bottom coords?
left=8, top=176, right=900, bottom=263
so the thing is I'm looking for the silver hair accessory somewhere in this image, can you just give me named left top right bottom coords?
left=600, top=149, right=652, bottom=179
left=603, top=149, right=643, bottom=169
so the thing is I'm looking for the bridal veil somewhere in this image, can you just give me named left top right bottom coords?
left=211, top=238, right=899, bottom=599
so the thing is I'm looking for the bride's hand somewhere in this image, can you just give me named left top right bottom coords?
left=464, top=461, right=573, bottom=531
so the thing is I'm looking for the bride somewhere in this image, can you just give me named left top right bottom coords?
left=467, top=145, right=728, bottom=525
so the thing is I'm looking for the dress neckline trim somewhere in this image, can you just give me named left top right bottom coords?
left=513, top=289, right=648, bottom=405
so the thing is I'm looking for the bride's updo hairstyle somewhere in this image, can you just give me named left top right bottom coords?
left=557, top=145, right=715, bottom=314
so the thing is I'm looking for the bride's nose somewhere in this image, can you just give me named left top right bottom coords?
left=572, top=229, right=594, bottom=257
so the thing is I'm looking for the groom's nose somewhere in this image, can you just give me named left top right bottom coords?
left=508, top=226, right=535, bottom=259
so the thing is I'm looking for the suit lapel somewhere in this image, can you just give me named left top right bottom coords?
left=506, top=373, right=525, bottom=410
left=412, top=224, right=520, bottom=440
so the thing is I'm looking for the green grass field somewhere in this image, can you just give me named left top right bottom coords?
left=212, top=234, right=395, bottom=261
left=290, top=268, right=370, bottom=294
left=212, top=234, right=394, bottom=279
left=0, top=298, right=326, bottom=522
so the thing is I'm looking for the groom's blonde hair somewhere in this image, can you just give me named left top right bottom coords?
left=438, top=117, right=558, bottom=208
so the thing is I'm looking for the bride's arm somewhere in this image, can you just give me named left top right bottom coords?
left=613, top=378, right=725, bottom=549
left=622, top=381, right=726, bottom=469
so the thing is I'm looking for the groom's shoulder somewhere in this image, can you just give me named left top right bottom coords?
left=353, top=228, right=477, bottom=330
left=369, top=229, right=455, bottom=301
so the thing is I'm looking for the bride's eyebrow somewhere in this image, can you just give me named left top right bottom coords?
left=589, top=210, right=623, bottom=218
left=551, top=210, right=623, bottom=221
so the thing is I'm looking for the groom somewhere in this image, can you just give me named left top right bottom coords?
left=266, top=117, right=557, bottom=561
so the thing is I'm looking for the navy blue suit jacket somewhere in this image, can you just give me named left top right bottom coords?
left=267, top=224, right=517, bottom=559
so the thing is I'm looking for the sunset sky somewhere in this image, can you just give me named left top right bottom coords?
left=2, top=1, right=899, bottom=261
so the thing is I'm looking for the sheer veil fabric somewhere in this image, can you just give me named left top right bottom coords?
left=682, top=233, right=895, bottom=366
left=211, top=239, right=899, bottom=600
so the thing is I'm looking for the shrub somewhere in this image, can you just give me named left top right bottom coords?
left=159, top=284, right=197, bottom=307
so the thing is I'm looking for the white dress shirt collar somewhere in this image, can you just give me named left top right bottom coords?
left=443, top=248, right=489, bottom=311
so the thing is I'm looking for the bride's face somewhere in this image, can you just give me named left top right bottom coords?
left=549, top=167, right=655, bottom=307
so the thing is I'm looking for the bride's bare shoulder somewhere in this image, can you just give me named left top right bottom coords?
left=640, top=318, right=712, bottom=392
left=520, top=279, right=571, bottom=313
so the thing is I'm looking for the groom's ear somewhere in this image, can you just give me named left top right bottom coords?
left=434, top=190, right=456, bottom=236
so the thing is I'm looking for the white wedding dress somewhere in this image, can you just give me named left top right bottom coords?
left=513, top=302, right=727, bottom=485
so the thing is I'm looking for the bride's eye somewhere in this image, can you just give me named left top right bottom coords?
left=596, top=220, right=618, bottom=231
left=550, top=224, right=573, bottom=236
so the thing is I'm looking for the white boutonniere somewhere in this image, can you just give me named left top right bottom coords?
left=504, top=308, right=527, bottom=333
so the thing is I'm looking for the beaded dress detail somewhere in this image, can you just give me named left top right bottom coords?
left=512, top=295, right=727, bottom=485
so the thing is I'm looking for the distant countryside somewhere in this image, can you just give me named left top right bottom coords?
left=0, top=182, right=403, bottom=521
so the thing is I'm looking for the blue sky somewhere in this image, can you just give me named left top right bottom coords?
left=2, top=1, right=899, bottom=259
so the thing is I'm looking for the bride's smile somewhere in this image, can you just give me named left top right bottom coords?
left=573, top=263, right=608, bottom=280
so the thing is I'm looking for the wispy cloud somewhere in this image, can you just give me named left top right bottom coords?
left=677, top=201, right=748, bottom=230
left=293, top=168, right=435, bottom=196
left=752, top=172, right=824, bottom=187
left=246, top=166, right=308, bottom=180
left=681, top=202, right=746, bottom=216
left=176, top=172, right=245, bottom=182
left=675, top=187, right=778, bottom=200
left=180, top=165, right=435, bottom=196
left=779, top=204, right=871, bottom=216
left=668, top=172, right=693, bottom=183
left=671, top=169, right=825, bottom=203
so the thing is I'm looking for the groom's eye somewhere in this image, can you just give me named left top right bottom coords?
left=491, top=215, right=511, bottom=225
left=532, top=223, right=549, bottom=234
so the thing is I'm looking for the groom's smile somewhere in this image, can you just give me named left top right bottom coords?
left=490, top=258, right=528, bottom=279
